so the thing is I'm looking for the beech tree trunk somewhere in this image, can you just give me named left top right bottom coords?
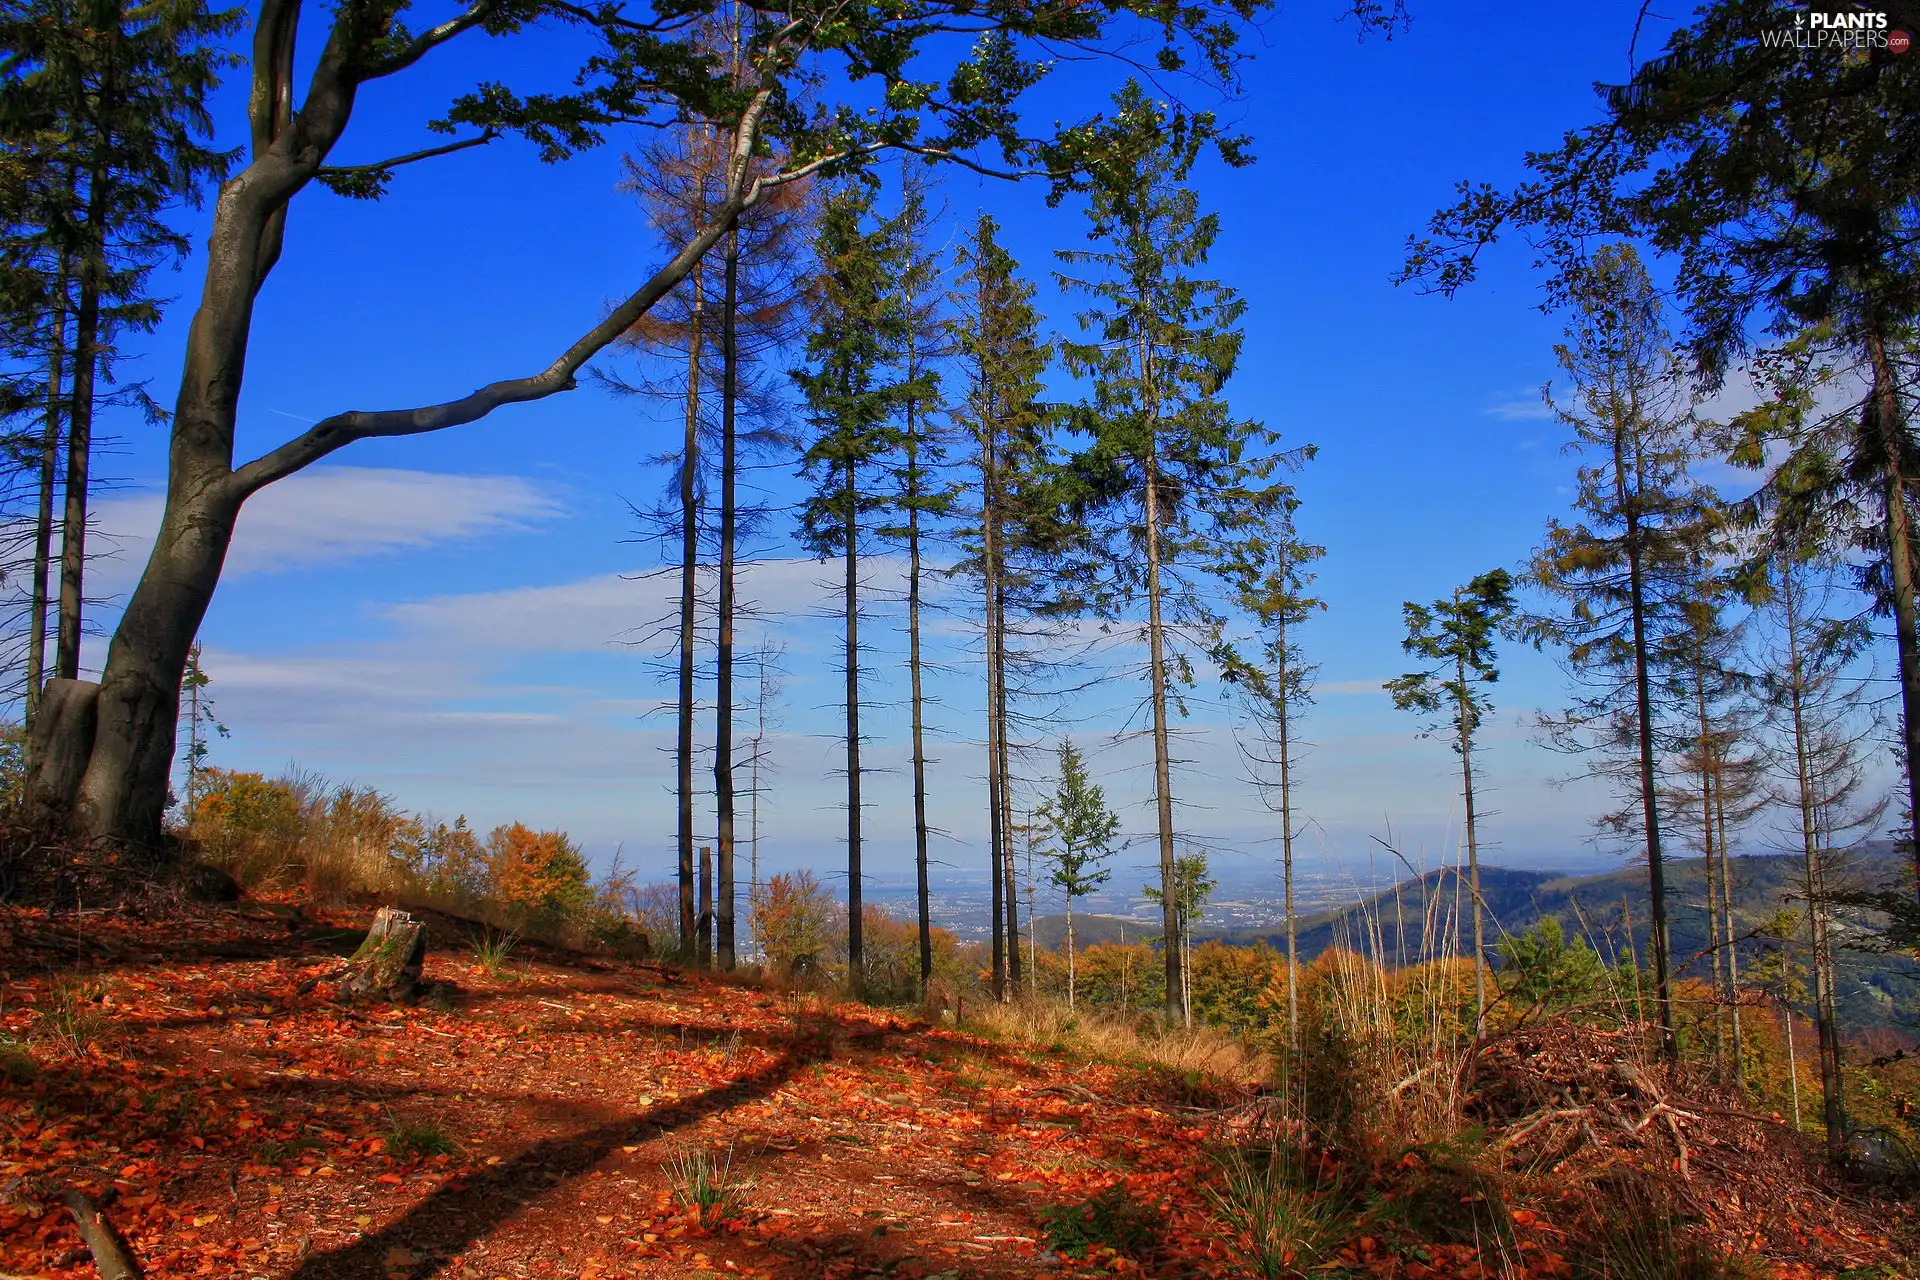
left=29, top=0, right=778, bottom=846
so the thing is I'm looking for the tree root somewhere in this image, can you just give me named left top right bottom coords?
left=63, top=1190, right=141, bottom=1280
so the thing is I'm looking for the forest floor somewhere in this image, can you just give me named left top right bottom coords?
left=0, top=895, right=1913, bottom=1280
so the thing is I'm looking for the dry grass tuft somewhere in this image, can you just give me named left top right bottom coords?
left=967, top=995, right=1269, bottom=1088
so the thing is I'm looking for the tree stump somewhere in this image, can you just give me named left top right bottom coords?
left=342, top=908, right=428, bottom=1003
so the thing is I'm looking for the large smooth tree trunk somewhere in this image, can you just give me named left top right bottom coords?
left=31, top=0, right=777, bottom=846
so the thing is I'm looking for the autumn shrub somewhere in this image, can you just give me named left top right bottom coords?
left=1037, top=1184, right=1163, bottom=1260
left=751, top=870, right=841, bottom=981
left=855, top=904, right=973, bottom=1004
left=186, top=769, right=306, bottom=887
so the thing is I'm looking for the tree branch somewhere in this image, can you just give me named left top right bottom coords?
left=314, top=130, right=498, bottom=186
left=227, top=76, right=793, bottom=498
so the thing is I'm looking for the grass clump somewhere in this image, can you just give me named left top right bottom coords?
left=1038, top=1184, right=1163, bottom=1260
left=385, top=1116, right=460, bottom=1160
left=38, top=980, right=108, bottom=1055
left=468, top=927, right=519, bottom=976
left=665, top=1143, right=752, bottom=1222
left=1205, top=1143, right=1350, bottom=1278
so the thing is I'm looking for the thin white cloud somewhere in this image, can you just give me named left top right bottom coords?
left=88, top=467, right=565, bottom=595
left=1320, top=678, right=1390, bottom=696
left=1484, top=389, right=1554, bottom=422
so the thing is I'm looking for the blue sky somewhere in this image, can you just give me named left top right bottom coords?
left=76, top=1, right=1814, bottom=898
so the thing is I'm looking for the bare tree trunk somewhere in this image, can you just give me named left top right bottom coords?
left=1144, top=449, right=1180, bottom=1021
left=698, top=844, right=713, bottom=966
left=844, top=451, right=864, bottom=995
left=907, top=411, right=933, bottom=995
left=985, top=486, right=1005, bottom=1000
left=1065, top=900, right=1076, bottom=1010
left=997, top=576, right=1021, bottom=992
left=1866, top=328, right=1920, bottom=899
left=58, top=179, right=107, bottom=683
left=1280, top=659, right=1299, bottom=1053
left=1617, top=425, right=1675, bottom=1057
left=715, top=228, right=739, bottom=971
left=1782, top=569, right=1846, bottom=1165
left=1696, top=665, right=1725, bottom=1078
left=1456, top=626, right=1485, bottom=1037
left=677, top=271, right=704, bottom=957
left=1780, top=964, right=1802, bottom=1131
left=26, top=251, right=71, bottom=745
left=1717, top=761, right=1744, bottom=1089
left=982, top=411, right=1009, bottom=1001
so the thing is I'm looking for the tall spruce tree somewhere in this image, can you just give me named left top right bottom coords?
left=1527, top=245, right=1721, bottom=1058
left=795, top=181, right=902, bottom=993
left=1057, top=83, right=1288, bottom=1019
left=951, top=213, right=1056, bottom=1000
left=876, top=167, right=957, bottom=994
left=1386, top=568, right=1517, bottom=1036
left=1216, top=463, right=1321, bottom=1051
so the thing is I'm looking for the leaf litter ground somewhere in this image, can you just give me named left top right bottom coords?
left=0, top=898, right=1911, bottom=1280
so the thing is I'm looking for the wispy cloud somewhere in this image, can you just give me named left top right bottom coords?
left=1484, top=390, right=1554, bottom=422
left=89, top=467, right=566, bottom=595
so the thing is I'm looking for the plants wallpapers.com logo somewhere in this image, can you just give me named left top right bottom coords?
left=1759, top=7, right=1913, bottom=52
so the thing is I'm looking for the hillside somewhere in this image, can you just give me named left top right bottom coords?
left=2, top=895, right=1912, bottom=1280
left=1199, top=853, right=1919, bottom=1027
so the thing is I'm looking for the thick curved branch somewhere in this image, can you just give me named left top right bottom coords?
left=228, top=77, right=793, bottom=498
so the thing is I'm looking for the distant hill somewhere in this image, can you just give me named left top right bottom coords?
left=1031, top=913, right=1159, bottom=951
left=1039, top=852, right=1917, bottom=1028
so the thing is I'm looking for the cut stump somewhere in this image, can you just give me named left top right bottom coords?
left=343, top=907, right=428, bottom=1003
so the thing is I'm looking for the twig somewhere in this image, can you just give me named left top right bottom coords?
left=63, top=1190, right=141, bottom=1280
